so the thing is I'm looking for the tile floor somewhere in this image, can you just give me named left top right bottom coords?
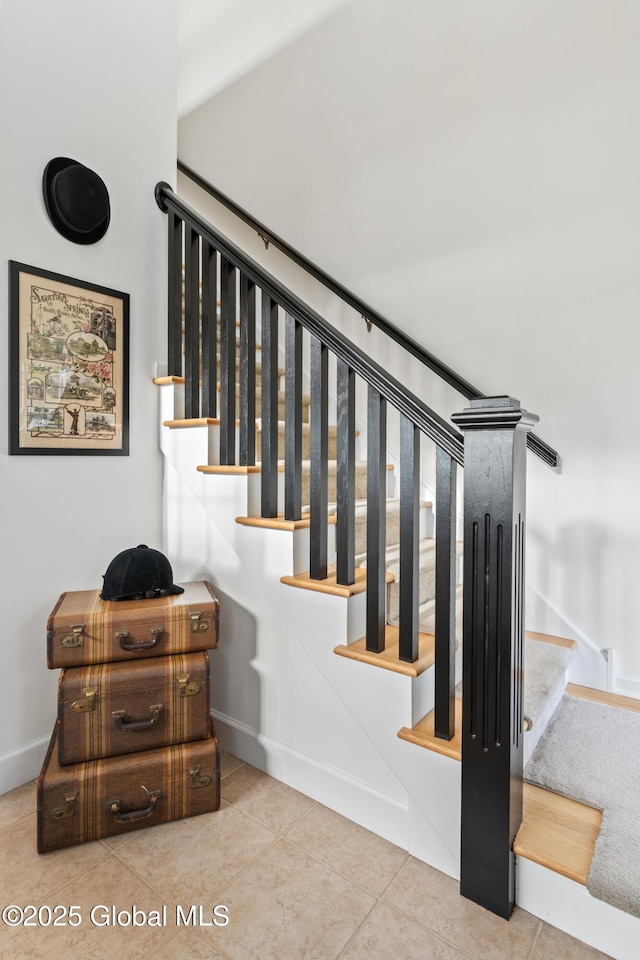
left=0, top=749, right=612, bottom=960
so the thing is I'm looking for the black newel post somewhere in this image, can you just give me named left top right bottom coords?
left=451, top=396, right=538, bottom=920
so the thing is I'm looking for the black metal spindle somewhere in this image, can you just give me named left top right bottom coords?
left=399, top=416, right=420, bottom=663
left=366, top=386, right=387, bottom=653
left=201, top=240, right=217, bottom=418
left=167, top=211, right=183, bottom=378
left=284, top=313, right=302, bottom=520
left=260, top=293, right=279, bottom=517
left=434, top=445, right=457, bottom=738
left=239, top=274, right=256, bottom=465
left=184, top=225, right=200, bottom=419
left=309, top=334, right=328, bottom=579
left=336, top=359, right=355, bottom=586
left=219, top=256, right=236, bottom=464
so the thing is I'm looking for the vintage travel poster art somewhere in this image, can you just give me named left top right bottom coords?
left=9, top=262, right=129, bottom=455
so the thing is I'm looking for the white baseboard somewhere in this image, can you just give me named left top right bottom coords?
left=517, top=857, right=640, bottom=960
left=0, top=736, right=50, bottom=795
left=212, top=709, right=410, bottom=851
left=614, top=673, right=640, bottom=701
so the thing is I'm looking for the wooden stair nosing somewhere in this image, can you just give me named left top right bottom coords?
left=280, top=565, right=393, bottom=598
left=525, top=629, right=577, bottom=652
left=163, top=417, right=221, bottom=428
left=236, top=514, right=337, bottom=532
left=398, top=697, right=463, bottom=758
left=399, top=683, right=602, bottom=886
left=514, top=784, right=601, bottom=886
left=567, top=682, right=640, bottom=713
left=334, top=625, right=435, bottom=677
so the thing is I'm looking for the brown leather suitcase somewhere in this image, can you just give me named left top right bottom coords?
left=57, top=652, right=211, bottom=764
left=47, top=581, right=219, bottom=668
left=37, top=719, right=220, bottom=853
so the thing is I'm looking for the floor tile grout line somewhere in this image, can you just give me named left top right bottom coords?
left=282, top=831, right=404, bottom=904
left=32, top=846, right=117, bottom=903
left=210, top=832, right=283, bottom=901
left=525, top=919, right=544, bottom=960
left=219, top=759, right=247, bottom=782
left=375, top=883, right=524, bottom=960
left=219, top=785, right=315, bottom=838
left=375, top=849, right=411, bottom=900
left=334, top=895, right=380, bottom=960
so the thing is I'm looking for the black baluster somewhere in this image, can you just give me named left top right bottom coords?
left=435, top=445, right=457, bottom=738
left=336, top=359, right=355, bottom=586
left=399, top=416, right=420, bottom=663
left=167, top=211, right=183, bottom=378
left=366, top=386, right=386, bottom=653
left=201, top=241, right=217, bottom=419
left=184, top=225, right=200, bottom=419
left=452, top=396, right=538, bottom=920
left=219, top=256, right=236, bottom=464
left=239, top=274, right=256, bottom=465
left=285, top=313, right=302, bottom=520
left=260, top=294, right=279, bottom=517
left=310, top=335, right=328, bottom=579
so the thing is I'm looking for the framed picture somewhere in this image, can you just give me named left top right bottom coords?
left=9, top=261, right=129, bottom=455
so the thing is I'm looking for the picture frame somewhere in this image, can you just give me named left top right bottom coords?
left=9, top=261, right=129, bottom=455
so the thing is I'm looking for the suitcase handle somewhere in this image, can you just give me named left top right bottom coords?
left=109, top=788, right=161, bottom=823
left=112, top=705, right=163, bottom=732
left=116, top=627, right=164, bottom=652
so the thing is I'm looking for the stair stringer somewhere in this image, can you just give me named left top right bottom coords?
left=159, top=386, right=462, bottom=879
left=163, top=454, right=416, bottom=845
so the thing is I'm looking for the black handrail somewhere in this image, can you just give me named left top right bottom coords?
left=156, top=181, right=464, bottom=466
left=176, top=160, right=559, bottom=469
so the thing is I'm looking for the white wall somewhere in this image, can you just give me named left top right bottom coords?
left=178, top=0, right=350, bottom=117
left=0, top=0, right=177, bottom=791
left=179, top=0, right=640, bottom=686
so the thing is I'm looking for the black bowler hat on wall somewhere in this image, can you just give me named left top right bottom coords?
left=42, top=157, right=110, bottom=244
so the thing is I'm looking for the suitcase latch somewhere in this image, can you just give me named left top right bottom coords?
left=177, top=674, right=201, bottom=697
left=70, top=687, right=98, bottom=712
left=60, top=623, right=85, bottom=648
left=51, top=792, right=77, bottom=820
left=189, top=765, right=212, bottom=788
left=189, top=611, right=209, bottom=633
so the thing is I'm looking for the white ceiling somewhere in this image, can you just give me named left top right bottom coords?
left=177, top=0, right=350, bottom=117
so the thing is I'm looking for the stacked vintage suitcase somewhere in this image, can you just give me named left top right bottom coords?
left=37, top=565, right=220, bottom=853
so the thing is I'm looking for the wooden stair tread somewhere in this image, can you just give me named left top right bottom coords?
left=525, top=629, right=576, bottom=651
left=237, top=514, right=336, bottom=532
left=197, top=464, right=265, bottom=475
left=281, top=565, right=392, bottom=598
left=567, top=683, right=640, bottom=713
left=399, top=700, right=600, bottom=884
left=334, top=625, right=435, bottom=677
left=515, top=784, right=601, bottom=885
left=398, top=698, right=463, bottom=759
left=163, top=417, right=220, bottom=427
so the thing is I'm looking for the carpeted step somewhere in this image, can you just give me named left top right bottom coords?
left=256, top=420, right=338, bottom=460
left=215, top=355, right=285, bottom=389
left=222, top=386, right=311, bottom=423
left=387, top=586, right=464, bottom=646
left=522, top=636, right=575, bottom=765
left=299, top=461, right=386, bottom=506
left=351, top=499, right=433, bottom=560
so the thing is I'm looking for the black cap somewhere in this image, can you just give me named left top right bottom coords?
left=101, top=545, right=184, bottom=601
left=43, top=157, right=110, bottom=245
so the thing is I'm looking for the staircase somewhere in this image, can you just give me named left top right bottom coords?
left=153, top=177, right=639, bottom=960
